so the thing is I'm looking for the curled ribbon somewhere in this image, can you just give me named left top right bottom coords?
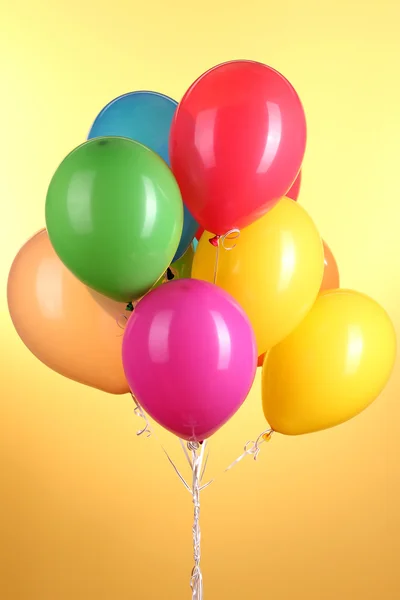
left=188, top=441, right=206, bottom=600
left=131, top=394, right=191, bottom=492
left=131, top=394, right=272, bottom=600
left=200, top=429, right=274, bottom=491
left=210, top=228, right=241, bottom=284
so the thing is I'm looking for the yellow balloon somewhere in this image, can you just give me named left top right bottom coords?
left=192, top=197, right=324, bottom=354
left=262, top=289, right=396, bottom=435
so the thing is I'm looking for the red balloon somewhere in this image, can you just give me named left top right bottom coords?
left=195, top=225, right=203, bottom=241
left=195, top=170, right=302, bottom=242
left=170, top=60, right=306, bottom=235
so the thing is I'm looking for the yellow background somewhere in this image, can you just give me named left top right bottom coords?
left=1, top=1, right=400, bottom=598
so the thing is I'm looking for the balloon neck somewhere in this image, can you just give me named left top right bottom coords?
left=209, top=235, right=220, bottom=247
left=126, top=302, right=135, bottom=312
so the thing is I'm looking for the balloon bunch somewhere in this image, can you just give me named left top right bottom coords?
left=7, top=60, right=396, bottom=599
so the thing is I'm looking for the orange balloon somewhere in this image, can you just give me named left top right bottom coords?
left=7, top=230, right=130, bottom=394
left=320, top=240, right=339, bottom=292
left=257, top=239, right=340, bottom=367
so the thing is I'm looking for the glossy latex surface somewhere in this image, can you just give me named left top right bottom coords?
left=7, top=230, right=130, bottom=394
left=170, top=60, right=306, bottom=235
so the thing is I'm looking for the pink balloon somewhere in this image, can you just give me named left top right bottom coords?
left=122, top=279, right=257, bottom=441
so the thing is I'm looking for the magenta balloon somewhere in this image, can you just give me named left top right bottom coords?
left=122, top=279, right=257, bottom=441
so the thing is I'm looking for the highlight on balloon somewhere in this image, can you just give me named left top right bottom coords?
left=7, top=60, right=396, bottom=600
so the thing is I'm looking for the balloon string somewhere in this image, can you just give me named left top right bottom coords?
left=199, top=429, right=274, bottom=491
left=209, top=229, right=241, bottom=285
left=212, top=240, right=220, bottom=284
left=132, top=401, right=207, bottom=600
left=188, top=441, right=206, bottom=600
left=131, top=394, right=191, bottom=493
left=179, top=438, right=193, bottom=468
left=132, top=395, right=270, bottom=599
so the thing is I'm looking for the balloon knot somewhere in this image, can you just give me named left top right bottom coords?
left=126, top=302, right=134, bottom=312
left=262, top=431, right=274, bottom=442
left=209, top=235, right=220, bottom=247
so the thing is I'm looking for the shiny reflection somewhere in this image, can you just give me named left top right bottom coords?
left=261, top=290, right=396, bottom=436
left=170, top=61, right=307, bottom=235
left=210, top=310, right=232, bottom=370
left=192, top=197, right=323, bottom=354
left=194, top=109, right=218, bottom=170
left=345, top=325, right=364, bottom=376
left=66, top=170, right=95, bottom=234
left=277, top=232, right=297, bottom=293
left=141, top=176, right=158, bottom=238
left=121, top=279, right=257, bottom=441
left=256, top=102, right=282, bottom=174
left=36, top=258, right=64, bottom=319
left=148, top=310, right=174, bottom=364
left=7, top=230, right=130, bottom=394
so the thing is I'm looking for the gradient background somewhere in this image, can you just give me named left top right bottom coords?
left=1, top=1, right=400, bottom=598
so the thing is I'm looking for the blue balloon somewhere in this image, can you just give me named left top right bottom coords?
left=88, top=91, right=198, bottom=262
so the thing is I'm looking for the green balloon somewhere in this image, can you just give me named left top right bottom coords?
left=45, top=137, right=183, bottom=301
